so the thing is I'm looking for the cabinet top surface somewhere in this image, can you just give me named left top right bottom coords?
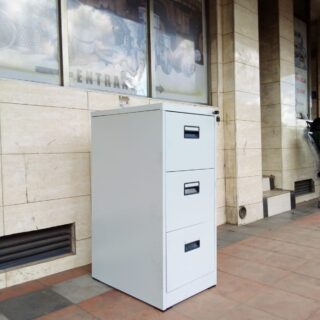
left=91, top=103, right=217, bottom=117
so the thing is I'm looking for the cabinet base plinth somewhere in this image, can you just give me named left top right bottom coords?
left=164, top=272, right=216, bottom=310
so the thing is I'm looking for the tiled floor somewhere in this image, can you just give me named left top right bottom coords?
left=1, top=200, right=320, bottom=319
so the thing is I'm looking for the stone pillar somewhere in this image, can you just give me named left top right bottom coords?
left=260, top=0, right=296, bottom=189
left=260, top=0, right=283, bottom=185
left=260, top=0, right=317, bottom=197
left=278, top=0, right=298, bottom=191
left=209, top=0, right=227, bottom=225
left=222, top=0, right=263, bottom=224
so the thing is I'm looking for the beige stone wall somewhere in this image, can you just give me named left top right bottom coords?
left=4, top=0, right=320, bottom=290
left=0, top=51, right=227, bottom=288
left=288, top=19, right=319, bottom=202
left=222, top=0, right=263, bottom=224
left=260, top=0, right=320, bottom=203
left=0, top=80, right=92, bottom=288
left=260, top=0, right=282, bottom=183
left=210, top=0, right=227, bottom=226
left=279, top=0, right=319, bottom=203
left=4, top=0, right=305, bottom=288
left=211, top=0, right=263, bottom=226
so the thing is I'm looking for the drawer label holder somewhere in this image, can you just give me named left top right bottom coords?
left=184, top=126, right=200, bottom=139
left=184, top=181, right=200, bottom=196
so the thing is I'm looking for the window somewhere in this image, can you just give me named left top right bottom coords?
left=67, top=0, right=148, bottom=96
left=0, top=0, right=208, bottom=104
left=151, top=0, right=207, bottom=103
left=0, top=0, right=60, bottom=84
left=294, top=18, right=309, bottom=119
left=294, top=0, right=310, bottom=119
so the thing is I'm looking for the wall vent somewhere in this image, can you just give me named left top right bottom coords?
left=0, top=224, right=74, bottom=270
left=294, top=179, right=315, bottom=196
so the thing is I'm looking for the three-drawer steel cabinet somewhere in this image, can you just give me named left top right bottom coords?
left=91, top=104, right=217, bottom=310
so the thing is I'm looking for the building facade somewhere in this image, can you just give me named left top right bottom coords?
left=0, top=0, right=319, bottom=288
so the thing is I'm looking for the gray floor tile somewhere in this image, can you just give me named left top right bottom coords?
left=291, top=210, right=315, bottom=219
left=238, top=221, right=284, bottom=236
left=52, top=274, right=111, bottom=303
left=217, top=208, right=318, bottom=245
left=217, top=229, right=250, bottom=248
left=0, top=289, right=71, bottom=320
left=0, top=314, right=9, bottom=320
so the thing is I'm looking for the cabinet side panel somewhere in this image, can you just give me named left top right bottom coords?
left=91, top=110, right=164, bottom=308
left=213, top=118, right=217, bottom=286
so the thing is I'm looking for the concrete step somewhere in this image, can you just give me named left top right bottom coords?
left=263, top=189, right=295, bottom=218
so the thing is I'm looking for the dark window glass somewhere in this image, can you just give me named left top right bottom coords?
left=67, top=0, right=148, bottom=96
left=152, top=0, right=207, bottom=103
left=0, top=0, right=60, bottom=84
left=294, top=18, right=309, bottom=119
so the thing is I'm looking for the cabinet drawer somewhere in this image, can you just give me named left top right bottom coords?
left=166, top=169, right=214, bottom=232
left=165, top=112, right=214, bottom=172
left=166, top=223, right=215, bottom=292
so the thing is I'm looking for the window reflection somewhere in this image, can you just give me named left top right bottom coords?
left=67, top=0, right=148, bottom=96
left=0, top=0, right=60, bottom=84
left=152, top=0, right=207, bottom=103
left=295, top=18, right=309, bottom=119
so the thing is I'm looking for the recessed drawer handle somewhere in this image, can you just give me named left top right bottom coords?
left=185, top=240, right=200, bottom=252
left=184, top=182, right=200, bottom=196
left=184, top=126, right=200, bottom=139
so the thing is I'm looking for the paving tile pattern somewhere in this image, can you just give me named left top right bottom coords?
left=52, top=275, right=112, bottom=303
left=0, top=289, right=72, bottom=320
left=0, top=200, right=320, bottom=319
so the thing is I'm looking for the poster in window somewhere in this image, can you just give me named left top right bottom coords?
left=67, top=0, right=148, bottom=96
left=152, top=0, right=207, bottom=103
left=0, top=0, right=60, bottom=84
left=295, top=18, right=309, bottom=119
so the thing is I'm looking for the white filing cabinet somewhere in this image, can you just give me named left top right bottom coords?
left=91, top=103, right=217, bottom=310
